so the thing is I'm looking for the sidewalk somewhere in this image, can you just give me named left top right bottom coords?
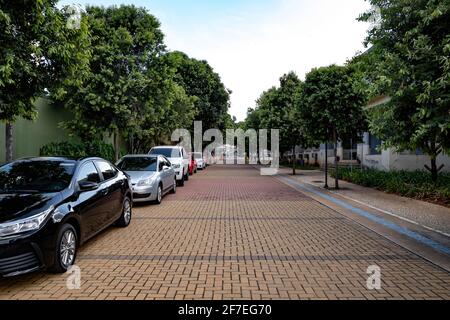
left=278, top=167, right=450, bottom=236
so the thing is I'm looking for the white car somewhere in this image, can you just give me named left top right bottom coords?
left=149, top=146, right=189, bottom=186
left=193, top=152, right=206, bottom=170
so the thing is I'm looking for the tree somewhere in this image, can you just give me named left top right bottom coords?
left=61, top=5, right=167, bottom=160
left=126, top=56, right=196, bottom=153
left=256, top=72, right=307, bottom=175
left=358, top=0, right=450, bottom=182
left=300, top=65, right=368, bottom=189
left=0, top=1, right=90, bottom=161
left=167, top=51, right=231, bottom=131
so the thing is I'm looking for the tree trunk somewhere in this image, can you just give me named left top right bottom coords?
left=292, top=146, right=296, bottom=175
left=5, top=122, right=13, bottom=162
left=430, top=157, right=438, bottom=183
left=424, top=142, right=442, bottom=183
left=324, top=143, right=329, bottom=189
left=334, top=130, right=339, bottom=190
left=113, top=132, right=120, bottom=162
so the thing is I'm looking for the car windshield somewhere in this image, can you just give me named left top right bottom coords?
left=117, top=157, right=158, bottom=172
left=0, top=160, right=76, bottom=193
left=194, top=153, right=203, bottom=159
left=150, top=148, right=180, bottom=158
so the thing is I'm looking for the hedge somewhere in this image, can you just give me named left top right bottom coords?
left=331, top=168, right=450, bottom=206
left=40, top=141, right=115, bottom=162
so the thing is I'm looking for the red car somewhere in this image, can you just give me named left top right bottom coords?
left=188, top=153, right=197, bottom=175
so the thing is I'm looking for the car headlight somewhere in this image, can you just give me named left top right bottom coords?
left=0, top=207, right=53, bottom=238
left=137, top=177, right=156, bottom=186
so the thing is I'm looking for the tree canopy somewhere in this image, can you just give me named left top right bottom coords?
left=0, top=0, right=90, bottom=160
left=358, top=0, right=450, bottom=181
left=167, top=51, right=231, bottom=131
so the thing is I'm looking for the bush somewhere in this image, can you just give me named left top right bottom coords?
left=330, top=168, right=450, bottom=206
left=40, top=141, right=115, bottom=162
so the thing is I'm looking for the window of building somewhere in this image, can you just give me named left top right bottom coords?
left=369, top=134, right=382, bottom=155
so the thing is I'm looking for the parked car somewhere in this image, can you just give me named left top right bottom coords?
left=188, top=153, right=197, bottom=175
left=149, top=146, right=189, bottom=186
left=116, top=155, right=176, bottom=204
left=0, top=157, right=132, bottom=277
left=193, top=152, right=206, bottom=170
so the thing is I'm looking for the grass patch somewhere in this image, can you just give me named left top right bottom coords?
left=330, top=168, right=450, bottom=207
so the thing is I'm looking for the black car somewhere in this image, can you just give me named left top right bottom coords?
left=0, top=157, right=133, bottom=277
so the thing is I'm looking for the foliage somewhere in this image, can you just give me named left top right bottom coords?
left=299, top=64, right=368, bottom=144
left=246, top=72, right=308, bottom=173
left=358, top=0, right=450, bottom=181
left=0, top=0, right=91, bottom=159
left=40, top=140, right=115, bottom=162
left=60, top=5, right=166, bottom=149
left=331, top=168, right=450, bottom=207
left=252, top=72, right=308, bottom=152
left=167, top=51, right=231, bottom=131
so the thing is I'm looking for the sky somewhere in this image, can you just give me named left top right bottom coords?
left=59, top=0, right=372, bottom=121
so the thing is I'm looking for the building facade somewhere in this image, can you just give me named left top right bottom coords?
left=291, top=96, right=450, bottom=172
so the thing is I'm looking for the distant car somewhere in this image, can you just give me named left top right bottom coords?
left=193, top=152, right=206, bottom=170
left=116, top=155, right=176, bottom=204
left=188, top=153, right=197, bottom=175
left=0, top=157, right=132, bottom=277
left=149, top=146, right=189, bottom=186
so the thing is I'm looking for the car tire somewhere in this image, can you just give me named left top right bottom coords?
left=50, top=223, right=78, bottom=274
left=179, top=175, right=185, bottom=187
left=154, top=184, right=163, bottom=205
left=171, top=178, right=177, bottom=194
left=185, top=170, right=189, bottom=181
left=116, top=197, right=132, bottom=227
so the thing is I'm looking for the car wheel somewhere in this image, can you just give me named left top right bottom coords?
left=50, top=223, right=78, bottom=273
left=154, top=184, right=163, bottom=205
left=185, top=170, right=189, bottom=181
left=117, top=197, right=132, bottom=227
left=179, top=174, right=185, bottom=186
left=171, top=178, right=177, bottom=194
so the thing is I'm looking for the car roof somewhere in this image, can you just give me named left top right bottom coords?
left=122, top=154, right=158, bottom=158
left=16, top=156, right=106, bottom=163
left=152, top=146, right=181, bottom=149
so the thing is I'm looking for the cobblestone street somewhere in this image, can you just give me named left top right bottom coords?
left=0, top=165, right=449, bottom=300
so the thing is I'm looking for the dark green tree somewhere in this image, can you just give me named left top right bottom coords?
left=61, top=5, right=168, bottom=160
left=300, top=65, right=368, bottom=189
left=358, top=0, right=450, bottom=182
left=256, top=72, right=307, bottom=175
left=0, top=0, right=90, bottom=161
left=167, top=51, right=231, bottom=131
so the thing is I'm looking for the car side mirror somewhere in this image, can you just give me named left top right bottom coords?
left=78, top=181, right=99, bottom=191
left=163, top=166, right=170, bottom=171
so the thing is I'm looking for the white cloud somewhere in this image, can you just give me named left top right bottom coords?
left=162, top=0, right=372, bottom=121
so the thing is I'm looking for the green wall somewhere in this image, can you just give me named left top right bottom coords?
left=0, top=98, right=130, bottom=163
left=0, top=98, right=73, bottom=162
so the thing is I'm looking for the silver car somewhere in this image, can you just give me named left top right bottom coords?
left=116, top=155, right=176, bottom=204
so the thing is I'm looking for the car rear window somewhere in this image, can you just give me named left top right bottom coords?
left=150, top=148, right=181, bottom=158
left=0, top=160, right=76, bottom=193
left=194, top=153, right=203, bottom=159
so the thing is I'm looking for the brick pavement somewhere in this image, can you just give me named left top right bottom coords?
left=0, top=165, right=449, bottom=300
